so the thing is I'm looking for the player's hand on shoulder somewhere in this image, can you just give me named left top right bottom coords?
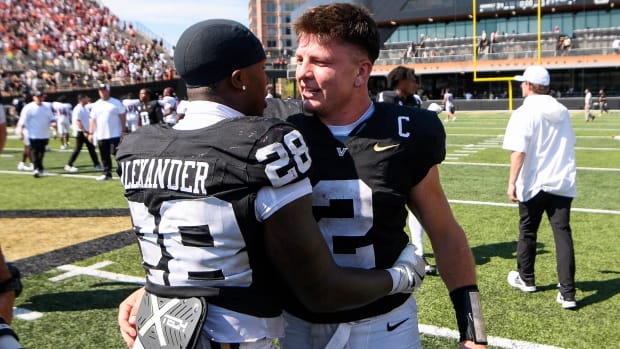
left=386, top=244, right=425, bottom=294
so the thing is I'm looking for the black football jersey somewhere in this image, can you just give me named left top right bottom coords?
left=378, top=90, right=421, bottom=108
left=116, top=117, right=311, bottom=318
left=137, top=100, right=163, bottom=125
left=284, top=102, right=446, bottom=323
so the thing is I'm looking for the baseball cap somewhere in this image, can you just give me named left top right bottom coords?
left=98, top=83, right=111, bottom=91
left=514, top=65, right=550, bottom=86
left=32, top=90, right=44, bottom=97
left=174, top=19, right=266, bottom=87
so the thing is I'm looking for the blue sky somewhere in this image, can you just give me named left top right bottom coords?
left=98, top=0, right=249, bottom=48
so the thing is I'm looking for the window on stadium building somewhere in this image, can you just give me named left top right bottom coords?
left=387, top=9, right=619, bottom=43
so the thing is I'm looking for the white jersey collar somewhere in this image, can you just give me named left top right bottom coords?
left=325, top=103, right=375, bottom=137
left=174, top=101, right=245, bottom=130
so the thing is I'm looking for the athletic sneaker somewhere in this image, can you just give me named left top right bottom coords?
left=64, top=165, right=78, bottom=173
left=556, top=292, right=577, bottom=309
left=425, top=264, right=438, bottom=276
left=17, top=162, right=27, bottom=171
left=507, top=270, right=537, bottom=292
left=94, top=164, right=103, bottom=170
left=96, top=174, right=112, bottom=181
left=33, top=169, right=40, bottom=178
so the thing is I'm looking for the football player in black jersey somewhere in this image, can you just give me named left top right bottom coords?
left=376, top=65, right=422, bottom=108
left=378, top=65, right=438, bottom=277
left=281, top=3, right=487, bottom=349
left=136, top=88, right=164, bottom=127
left=117, top=19, right=425, bottom=349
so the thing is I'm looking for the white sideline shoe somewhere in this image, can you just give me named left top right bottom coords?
left=556, top=293, right=577, bottom=309
left=64, top=165, right=78, bottom=173
left=507, top=270, right=537, bottom=293
left=96, top=174, right=112, bottom=181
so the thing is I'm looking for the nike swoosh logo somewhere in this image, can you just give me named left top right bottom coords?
left=386, top=318, right=409, bottom=332
left=373, top=143, right=399, bottom=152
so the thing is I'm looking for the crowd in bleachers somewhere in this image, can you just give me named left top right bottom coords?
left=381, top=26, right=620, bottom=66
left=0, top=0, right=174, bottom=98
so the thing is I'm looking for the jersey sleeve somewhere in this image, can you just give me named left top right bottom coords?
left=248, top=119, right=313, bottom=189
left=412, top=108, right=446, bottom=168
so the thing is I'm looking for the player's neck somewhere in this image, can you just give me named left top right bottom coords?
left=317, top=95, right=372, bottom=126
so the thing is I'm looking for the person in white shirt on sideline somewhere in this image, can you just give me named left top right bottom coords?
left=503, top=65, right=578, bottom=309
left=88, top=83, right=127, bottom=181
left=15, top=91, right=56, bottom=178
left=64, top=94, right=102, bottom=172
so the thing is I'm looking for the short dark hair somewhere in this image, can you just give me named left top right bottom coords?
left=294, top=3, right=380, bottom=63
left=387, top=66, right=416, bottom=89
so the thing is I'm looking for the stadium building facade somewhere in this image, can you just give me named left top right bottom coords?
left=289, top=0, right=620, bottom=108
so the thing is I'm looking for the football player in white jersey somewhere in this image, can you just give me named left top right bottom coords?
left=52, top=95, right=73, bottom=150
left=281, top=4, right=487, bottom=349
left=161, top=86, right=178, bottom=125
left=122, top=93, right=140, bottom=132
left=117, top=19, right=424, bottom=349
left=175, top=98, right=189, bottom=123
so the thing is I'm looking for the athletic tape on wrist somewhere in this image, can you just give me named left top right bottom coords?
left=449, top=284, right=487, bottom=345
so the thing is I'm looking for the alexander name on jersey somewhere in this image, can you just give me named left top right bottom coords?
left=119, top=157, right=209, bottom=194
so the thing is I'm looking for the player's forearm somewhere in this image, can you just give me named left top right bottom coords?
left=434, top=228, right=478, bottom=291
left=265, top=196, right=392, bottom=312
left=508, top=151, right=525, bottom=186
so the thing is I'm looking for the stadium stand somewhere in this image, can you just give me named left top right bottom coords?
left=0, top=0, right=174, bottom=98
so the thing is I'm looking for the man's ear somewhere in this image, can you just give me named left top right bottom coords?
left=355, top=59, right=373, bottom=87
left=230, top=69, right=245, bottom=90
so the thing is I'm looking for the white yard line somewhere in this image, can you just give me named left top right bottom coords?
left=448, top=199, right=620, bottom=215
left=15, top=261, right=567, bottom=349
left=418, top=324, right=564, bottom=349
left=443, top=161, right=620, bottom=172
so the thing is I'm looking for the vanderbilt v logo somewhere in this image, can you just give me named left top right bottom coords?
left=336, top=147, right=348, bottom=157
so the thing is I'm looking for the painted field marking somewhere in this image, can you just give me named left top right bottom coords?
left=419, top=324, right=564, bottom=349
left=49, top=261, right=145, bottom=284
left=13, top=307, right=43, bottom=321
left=443, top=161, right=620, bottom=172
left=449, top=199, right=620, bottom=215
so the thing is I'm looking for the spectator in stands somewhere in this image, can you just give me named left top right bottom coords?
left=478, top=30, right=489, bottom=55
left=406, top=41, right=416, bottom=59
left=0, top=0, right=174, bottom=93
left=613, top=38, right=620, bottom=54
left=598, top=89, right=608, bottom=116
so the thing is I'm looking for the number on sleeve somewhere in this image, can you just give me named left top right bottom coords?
left=255, top=129, right=311, bottom=187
